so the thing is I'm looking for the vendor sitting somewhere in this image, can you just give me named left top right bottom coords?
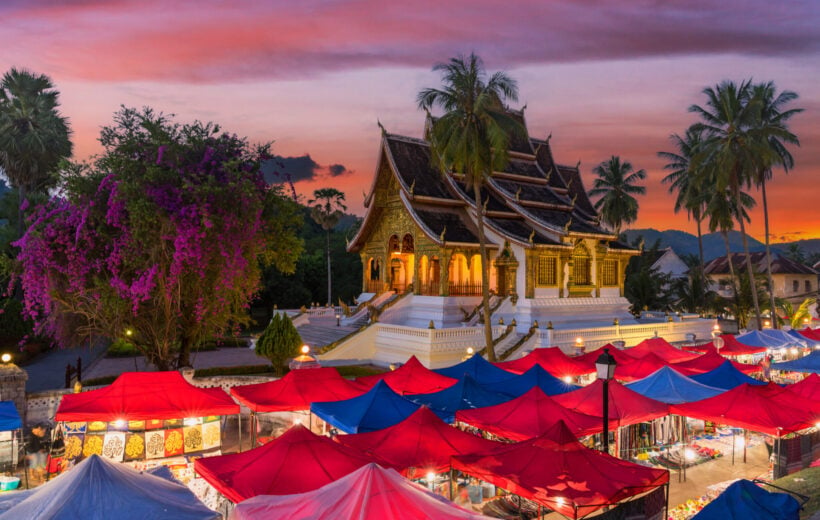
left=25, top=424, right=48, bottom=480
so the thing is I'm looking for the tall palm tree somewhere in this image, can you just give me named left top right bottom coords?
left=0, top=68, right=72, bottom=237
left=659, top=127, right=707, bottom=278
left=588, top=156, right=646, bottom=236
left=750, top=82, right=802, bottom=329
left=309, top=188, right=347, bottom=306
left=417, top=53, right=523, bottom=362
left=690, top=80, right=785, bottom=329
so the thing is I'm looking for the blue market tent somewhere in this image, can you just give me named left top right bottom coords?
left=433, top=354, right=513, bottom=384
left=0, top=455, right=218, bottom=520
left=0, top=402, right=21, bottom=432
left=311, top=380, right=420, bottom=434
left=787, top=329, right=820, bottom=347
left=736, top=330, right=791, bottom=349
left=625, top=366, right=725, bottom=404
left=761, top=329, right=807, bottom=348
left=407, top=375, right=511, bottom=423
left=772, top=350, right=820, bottom=374
left=484, top=364, right=580, bottom=398
left=691, top=360, right=767, bottom=391
left=692, top=479, right=800, bottom=520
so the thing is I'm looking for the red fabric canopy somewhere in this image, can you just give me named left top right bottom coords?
left=671, top=383, right=820, bottom=436
left=797, top=327, right=820, bottom=341
left=230, top=367, right=364, bottom=412
left=623, top=337, right=701, bottom=363
left=553, top=380, right=669, bottom=427
left=455, top=387, right=608, bottom=441
left=336, top=407, right=501, bottom=477
left=716, top=334, right=767, bottom=356
left=194, top=424, right=375, bottom=503
left=789, top=373, right=820, bottom=401
left=576, top=345, right=635, bottom=370
left=614, top=353, right=669, bottom=382
left=494, top=347, right=594, bottom=377
left=231, top=463, right=491, bottom=520
left=452, top=421, right=669, bottom=519
left=55, top=371, right=239, bottom=422
left=354, top=356, right=457, bottom=395
left=670, top=351, right=760, bottom=376
left=684, top=342, right=717, bottom=354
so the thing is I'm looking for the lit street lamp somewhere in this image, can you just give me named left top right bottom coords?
left=335, top=313, right=341, bottom=327
left=595, top=348, right=617, bottom=454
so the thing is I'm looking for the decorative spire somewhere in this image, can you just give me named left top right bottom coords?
left=515, top=186, right=522, bottom=201
left=575, top=159, right=581, bottom=170
left=571, top=193, right=578, bottom=207
left=483, top=195, right=489, bottom=212
left=439, top=226, right=447, bottom=242
left=563, top=217, right=572, bottom=234
left=409, top=178, right=416, bottom=195
left=377, top=119, right=387, bottom=136
left=528, top=229, right=535, bottom=246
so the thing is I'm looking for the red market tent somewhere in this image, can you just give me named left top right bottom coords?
left=576, top=345, right=635, bottom=369
left=789, top=373, right=820, bottom=401
left=230, top=367, right=364, bottom=412
left=493, top=347, right=594, bottom=377
left=354, top=356, right=458, bottom=395
left=623, top=337, right=701, bottom=363
left=229, top=463, right=492, bottom=520
left=614, top=353, right=669, bottom=382
left=716, top=334, right=767, bottom=356
left=684, top=342, right=717, bottom=355
left=452, top=421, right=670, bottom=519
left=553, top=380, right=669, bottom=427
left=670, top=383, right=820, bottom=436
left=336, top=407, right=502, bottom=477
left=455, top=387, right=608, bottom=441
left=194, top=424, right=375, bottom=503
left=55, top=371, right=239, bottom=421
left=796, top=327, right=820, bottom=341
left=670, top=351, right=760, bottom=376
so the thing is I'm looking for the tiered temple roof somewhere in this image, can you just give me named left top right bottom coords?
left=348, top=109, right=633, bottom=253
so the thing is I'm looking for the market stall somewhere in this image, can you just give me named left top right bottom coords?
left=310, top=380, right=420, bottom=434
left=670, top=351, right=760, bottom=377
left=354, top=355, right=457, bottom=394
left=336, top=406, right=501, bottom=478
left=0, top=402, right=21, bottom=489
left=433, top=353, right=515, bottom=384
left=452, top=421, right=670, bottom=520
left=690, top=479, right=801, bottom=520
left=0, top=454, right=218, bottom=520
left=788, top=373, right=820, bottom=400
left=613, top=353, right=669, bottom=382
left=407, top=375, right=511, bottom=423
left=772, top=350, right=820, bottom=374
left=229, top=463, right=492, bottom=520
left=482, top=364, right=579, bottom=398
left=690, top=361, right=767, bottom=390
left=493, top=347, right=594, bottom=378
left=54, top=371, right=239, bottom=481
left=625, top=366, right=725, bottom=405
left=455, top=386, right=607, bottom=441
left=624, top=337, right=701, bottom=363
left=193, top=424, right=375, bottom=503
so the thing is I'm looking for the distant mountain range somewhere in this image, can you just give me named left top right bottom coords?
left=622, top=228, right=820, bottom=263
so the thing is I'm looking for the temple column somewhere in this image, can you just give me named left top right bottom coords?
left=439, top=251, right=451, bottom=296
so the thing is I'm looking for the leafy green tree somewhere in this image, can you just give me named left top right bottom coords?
left=255, top=313, right=302, bottom=376
left=0, top=68, right=72, bottom=238
left=624, top=241, right=673, bottom=314
left=417, top=53, right=524, bottom=362
left=783, top=243, right=807, bottom=265
left=309, top=188, right=347, bottom=306
left=750, top=82, right=802, bottom=329
left=588, top=156, right=646, bottom=236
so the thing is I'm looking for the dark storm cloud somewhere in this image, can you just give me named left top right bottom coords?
left=328, top=164, right=351, bottom=177
left=262, top=155, right=350, bottom=184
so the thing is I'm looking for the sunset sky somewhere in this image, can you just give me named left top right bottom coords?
left=2, top=0, right=818, bottom=242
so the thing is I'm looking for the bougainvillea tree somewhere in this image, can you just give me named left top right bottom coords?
left=13, top=107, right=303, bottom=370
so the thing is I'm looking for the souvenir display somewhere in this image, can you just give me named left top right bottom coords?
left=82, top=434, right=104, bottom=457
left=202, top=421, right=221, bottom=451
left=124, top=432, right=145, bottom=461
left=164, top=428, right=184, bottom=457
left=145, top=431, right=166, bottom=459
left=102, top=432, right=126, bottom=462
left=183, top=425, right=203, bottom=453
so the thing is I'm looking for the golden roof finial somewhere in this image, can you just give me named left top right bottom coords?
left=563, top=218, right=573, bottom=234
left=515, top=186, right=522, bottom=201
left=409, top=178, right=416, bottom=195
left=439, top=226, right=447, bottom=242
left=528, top=229, right=535, bottom=245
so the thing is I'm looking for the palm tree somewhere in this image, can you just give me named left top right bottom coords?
left=309, top=188, right=347, bottom=306
left=659, top=127, right=707, bottom=287
left=417, top=53, right=523, bottom=362
left=690, top=80, right=784, bottom=329
left=0, top=68, right=72, bottom=237
left=750, top=82, right=802, bottom=329
left=588, top=156, right=646, bottom=236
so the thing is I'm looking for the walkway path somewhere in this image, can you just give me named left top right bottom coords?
left=22, top=340, right=109, bottom=393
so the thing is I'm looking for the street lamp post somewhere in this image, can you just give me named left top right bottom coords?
left=595, top=348, right=617, bottom=455
left=335, top=313, right=341, bottom=327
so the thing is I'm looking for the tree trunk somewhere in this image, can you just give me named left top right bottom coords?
left=474, top=182, right=496, bottom=362
left=696, top=213, right=705, bottom=308
left=16, top=184, right=26, bottom=242
left=177, top=336, right=192, bottom=369
left=735, top=191, right=762, bottom=329
left=723, top=232, right=741, bottom=329
left=326, top=229, right=332, bottom=306
left=761, top=176, right=778, bottom=328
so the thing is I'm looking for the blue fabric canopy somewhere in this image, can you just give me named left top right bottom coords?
left=311, top=380, right=420, bottom=434
left=692, top=479, right=799, bottom=520
left=772, top=350, right=820, bottom=374
left=433, top=353, right=513, bottom=384
left=625, top=366, right=725, bottom=404
left=787, top=329, right=820, bottom=347
left=761, top=329, right=807, bottom=348
left=484, top=365, right=580, bottom=398
left=691, top=361, right=767, bottom=391
left=0, top=402, right=21, bottom=431
left=407, top=375, right=511, bottom=423
left=736, top=330, right=790, bottom=349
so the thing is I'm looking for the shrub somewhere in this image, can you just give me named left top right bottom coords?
left=106, top=339, right=139, bottom=357
left=255, top=313, right=302, bottom=376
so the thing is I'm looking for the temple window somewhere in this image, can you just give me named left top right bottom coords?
left=536, top=256, right=557, bottom=286
left=572, top=244, right=591, bottom=286
left=602, top=259, right=618, bottom=286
